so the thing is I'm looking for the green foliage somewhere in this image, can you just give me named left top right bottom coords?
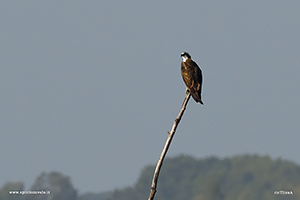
left=104, top=154, right=300, bottom=200
left=77, top=191, right=113, bottom=200
left=1, top=155, right=300, bottom=200
left=0, top=182, right=25, bottom=200
left=0, top=172, right=77, bottom=200
left=29, top=171, right=77, bottom=200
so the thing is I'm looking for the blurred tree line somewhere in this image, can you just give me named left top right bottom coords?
left=1, top=154, right=300, bottom=200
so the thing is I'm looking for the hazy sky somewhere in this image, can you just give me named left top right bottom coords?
left=1, top=0, right=300, bottom=194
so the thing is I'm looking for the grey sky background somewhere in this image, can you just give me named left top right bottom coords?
left=1, top=0, right=300, bottom=194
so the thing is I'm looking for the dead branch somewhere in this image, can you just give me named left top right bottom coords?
left=148, top=92, right=191, bottom=200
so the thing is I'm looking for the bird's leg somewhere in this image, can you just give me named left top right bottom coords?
left=185, top=88, right=190, bottom=94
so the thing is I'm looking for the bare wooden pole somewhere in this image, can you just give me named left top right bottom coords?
left=148, top=92, right=191, bottom=200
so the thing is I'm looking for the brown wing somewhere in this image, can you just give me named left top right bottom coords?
left=192, top=60, right=203, bottom=104
left=181, top=61, right=193, bottom=90
left=191, top=60, right=202, bottom=94
left=181, top=59, right=203, bottom=104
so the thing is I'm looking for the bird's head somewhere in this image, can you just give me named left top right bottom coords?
left=180, top=52, right=191, bottom=62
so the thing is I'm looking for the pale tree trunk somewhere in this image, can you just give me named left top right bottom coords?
left=148, top=92, right=191, bottom=200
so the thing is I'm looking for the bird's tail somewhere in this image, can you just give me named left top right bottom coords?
left=191, top=93, right=204, bottom=105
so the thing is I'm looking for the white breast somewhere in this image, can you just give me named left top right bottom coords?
left=182, top=57, right=188, bottom=62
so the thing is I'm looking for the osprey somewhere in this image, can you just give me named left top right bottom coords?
left=180, top=52, right=204, bottom=104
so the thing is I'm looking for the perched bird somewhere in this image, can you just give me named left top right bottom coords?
left=180, top=52, right=204, bottom=104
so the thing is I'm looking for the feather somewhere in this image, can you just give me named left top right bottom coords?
left=181, top=54, right=203, bottom=105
